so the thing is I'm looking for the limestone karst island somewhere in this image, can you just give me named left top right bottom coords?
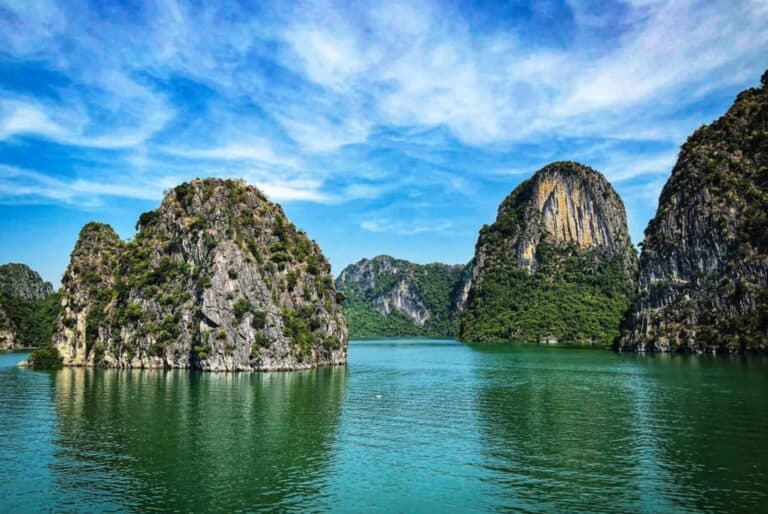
left=51, top=179, right=347, bottom=371
left=0, top=2, right=766, bottom=512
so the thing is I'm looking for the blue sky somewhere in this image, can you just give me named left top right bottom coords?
left=0, top=0, right=766, bottom=286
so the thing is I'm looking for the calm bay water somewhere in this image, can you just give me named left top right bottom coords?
left=1, top=340, right=767, bottom=513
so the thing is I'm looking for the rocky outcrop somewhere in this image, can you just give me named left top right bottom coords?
left=335, top=255, right=468, bottom=337
left=0, top=263, right=58, bottom=350
left=372, top=280, right=430, bottom=326
left=460, top=161, right=637, bottom=344
left=0, top=263, right=53, bottom=301
left=454, top=264, right=474, bottom=312
left=617, top=72, right=768, bottom=353
left=53, top=178, right=347, bottom=370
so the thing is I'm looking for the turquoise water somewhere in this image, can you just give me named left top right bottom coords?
left=1, top=340, right=767, bottom=513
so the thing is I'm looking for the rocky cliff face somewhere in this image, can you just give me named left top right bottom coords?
left=54, top=178, right=347, bottom=370
left=460, top=161, right=637, bottom=344
left=335, top=255, right=468, bottom=337
left=0, top=308, right=14, bottom=350
left=0, top=263, right=58, bottom=350
left=0, top=264, right=53, bottom=301
left=617, top=72, right=768, bottom=353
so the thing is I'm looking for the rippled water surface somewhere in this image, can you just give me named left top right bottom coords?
left=1, top=340, right=767, bottom=513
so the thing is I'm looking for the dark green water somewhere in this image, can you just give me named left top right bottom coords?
left=1, top=340, right=767, bottom=513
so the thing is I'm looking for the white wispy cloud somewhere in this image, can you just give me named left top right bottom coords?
left=0, top=163, right=335, bottom=206
left=0, top=86, right=172, bottom=149
left=161, top=143, right=300, bottom=169
left=599, top=151, right=678, bottom=183
left=257, top=181, right=331, bottom=203
left=273, top=0, right=768, bottom=146
left=0, top=0, right=765, bottom=213
left=5, top=0, right=765, bottom=151
left=360, top=218, right=453, bottom=235
left=0, top=165, right=163, bottom=206
left=0, top=99, right=67, bottom=140
left=274, top=110, right=371, bottom=153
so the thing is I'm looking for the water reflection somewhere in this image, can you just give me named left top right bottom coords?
left=0, top=353, right=59, bottom=511
left=470, top=345, right=768, bottom=513
left=52, top=366, right=348, bottom=512
left=3, top=342, right=768, bottom=513
left=628, top=353, right=768, bottom=513
left=469, top=345, right=642, bottom=512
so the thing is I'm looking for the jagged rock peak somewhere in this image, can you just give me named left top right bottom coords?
left=54, top=178, right=348, bottom=371
left=487, top=161, right=635, bottom=272
left=459, top=161, right=637, bottom=344
left=617, top=71, right=768, bottom=353
left=337, top=255, right=465, bottom=289
left=0, top=263, right=54, bottom=301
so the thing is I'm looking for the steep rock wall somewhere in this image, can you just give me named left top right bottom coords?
left=54, top=179, right=347, bottom=370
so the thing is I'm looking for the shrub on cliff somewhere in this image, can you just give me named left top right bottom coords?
left=28, top=346, right=64, bottom=370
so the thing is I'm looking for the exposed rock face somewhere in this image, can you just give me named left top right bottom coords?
left=0, top=264, right=53, bottom=301
left=460, top=161, right=637, bottom=344
left=0, top=263, right=57, bottom=350
left=54, top=178, right=347, bottom=370
left=335, top=255, right=468, bottom=337
left=372, top=280, right=430, bottom=326
left=0, top=308, right=15, bottom=350
left=618, top=73, right=768, bottom=353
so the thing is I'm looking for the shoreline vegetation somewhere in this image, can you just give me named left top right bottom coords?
left=19, top=346, right=63, bottom=369
left=11, top=336, right=766, bottom=367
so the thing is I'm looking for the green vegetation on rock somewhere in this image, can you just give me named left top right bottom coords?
left=0, top=263, right=53, bottom=300
left=27, top=346, right=64, bottom=369
left=460, top=243, right=634, bottom=344
left=54, top=178, right=347, bottom=370
left=460, top=162, right=637, bottom=345
left=336, top=256, right=468, bottom=338
left=618, top=70, right=768, bottom=353
left=342, top=303, right=443, bottom=338
left=0, top=292, right=62, bottom=348
left=0, top=263, right=60, bottom=349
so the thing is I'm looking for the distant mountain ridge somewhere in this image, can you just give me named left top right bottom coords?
left=335, top=255, right=469, bottom=337
left=0, top=263, right=59, bottom=350
left=0, top=263, right=53, bottom=301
